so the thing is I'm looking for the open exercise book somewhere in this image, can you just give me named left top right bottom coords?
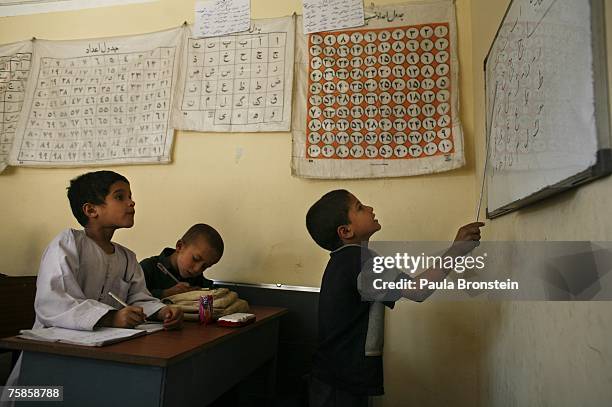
left=18, top=323, right=164, bottom=347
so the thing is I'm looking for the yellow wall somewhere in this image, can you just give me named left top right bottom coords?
left=0, top=0, right=476, bottom=285
left=471, top=0, right=612, bottom=405
left=0, top=1, right=479, bottom=406
left=6, top=0, right=611, bottom=406
left=4, top=0, right=612, bottom=404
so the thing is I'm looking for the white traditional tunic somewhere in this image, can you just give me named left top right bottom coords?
left=2, top=229, right=165, bottom=398
left=33, top=228, right=164, bottom=330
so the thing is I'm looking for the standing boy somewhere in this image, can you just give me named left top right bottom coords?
left=140, top=223, right=224, bottom=299
left=305, top=189, right=483, bottom=407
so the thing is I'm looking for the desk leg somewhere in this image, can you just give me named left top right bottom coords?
left=265, top=354, right=278, bottom=399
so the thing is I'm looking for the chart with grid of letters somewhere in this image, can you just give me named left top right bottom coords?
left=9, top=28, right=182, bottom=167
left=172, top=16, right=294, bottom=132
left=292, top=1, right=464, bottom=179
left=0, top=41, right=31, bottom=172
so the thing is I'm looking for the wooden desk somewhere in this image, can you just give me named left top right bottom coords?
left=0, top=306, right=287, bottom=407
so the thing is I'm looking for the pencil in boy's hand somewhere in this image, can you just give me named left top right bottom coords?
left=108, top=291, right=129, bottom=308
left=108, top=291, right=148, bottom=325
left=156, top=262, right=181, bottom=284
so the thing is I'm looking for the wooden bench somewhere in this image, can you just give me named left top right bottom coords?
left=0, top=274, right=37, bottom=339
left=0, top=274, right=37, bottom=383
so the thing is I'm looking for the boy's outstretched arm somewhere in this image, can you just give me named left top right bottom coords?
left=403, top=222, right=485, bottom=302
left=447, top=222, right=485, bottom=256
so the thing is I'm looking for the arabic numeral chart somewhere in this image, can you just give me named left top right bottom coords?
left=295, top=3, right=462, bottom=178
left=9, top=28, right=182, bottom=167
left=19, top=50, right=172, bottom=162
left=306, top=24, right=453, bottom=160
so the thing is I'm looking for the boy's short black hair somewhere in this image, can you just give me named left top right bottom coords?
left=306, top=189, right=352, bottom=251
left=181, top=223, right=224, bottom=258
left=67, top=171, right=129, bottom=227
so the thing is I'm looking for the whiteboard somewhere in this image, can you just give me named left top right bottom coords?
left=484, top=0, right=611, bottom=218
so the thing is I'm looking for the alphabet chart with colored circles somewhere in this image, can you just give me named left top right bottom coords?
left=9, top=28, right=182, bottom=167
left=173, top=16, right=295, bottom=132
left=292, top=2, right=464, bottom=179
left=0, top=41, right=31, bottom=173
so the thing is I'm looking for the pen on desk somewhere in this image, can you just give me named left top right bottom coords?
left=156, top=262, right=181, bottom=284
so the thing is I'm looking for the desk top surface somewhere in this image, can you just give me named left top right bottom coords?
left=0, top=305, right=287, bottom=367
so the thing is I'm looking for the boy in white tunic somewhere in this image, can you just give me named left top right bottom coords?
left=3, top=171, right=182, bottom=393
left=34, top=170, right=183, bottom=329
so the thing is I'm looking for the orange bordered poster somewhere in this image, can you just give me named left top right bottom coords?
left=291, top=1, right=464, bottom=179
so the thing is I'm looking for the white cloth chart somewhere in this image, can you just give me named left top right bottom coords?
left=291, top=1, right=464, bottom=179
left=172, top=16, right=295, bottom=132
left=9, top=28, right=183, bottom=167
left=0, top=40, right=31, bottom=173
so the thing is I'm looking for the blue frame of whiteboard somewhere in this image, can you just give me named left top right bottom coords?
left=483, top=0, right=612, bottom=219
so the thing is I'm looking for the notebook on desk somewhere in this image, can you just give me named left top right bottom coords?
left=18, top=323, right=164, bottom=347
